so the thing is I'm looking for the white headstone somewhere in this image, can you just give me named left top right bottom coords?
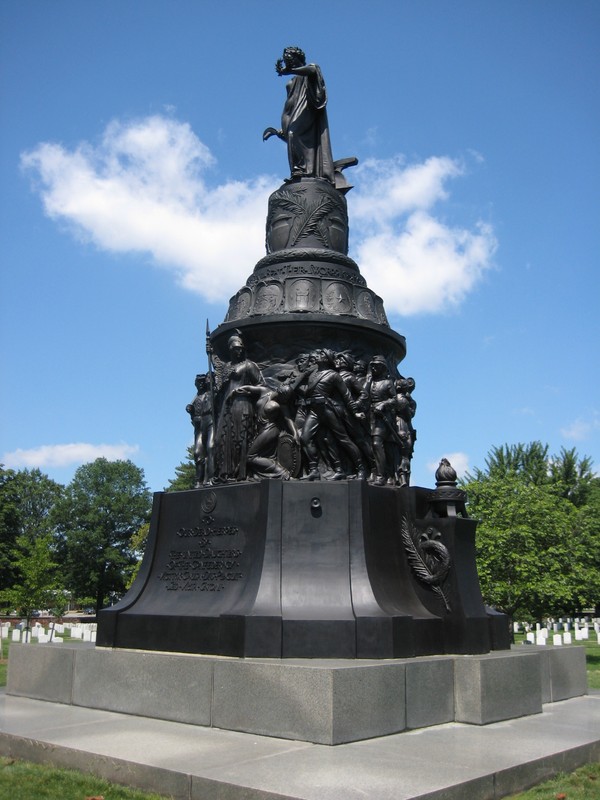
left=51, top=636, right=63, bottom=644
left=564, top=632, right=572, bottom=644
left=581, top=627, right=589, bottom=639
left=553, top=634, right=562, bottom=646
left=535, top=633, right=546, bottom=646
left=526, top=632, right=535, bottom=644
left=11, top=630, right=20, bottom=642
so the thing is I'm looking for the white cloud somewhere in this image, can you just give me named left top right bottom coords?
left=22, top=116, right=497, bottom=315
left=560, top=414, right=600, bottom=442
left=2, top=442, right=139, bottom=469
left=350, top=156, right=497, bottom=315
left=21, top=116, right=272, bottom=303
left=426, top=452, right=470, bottom=479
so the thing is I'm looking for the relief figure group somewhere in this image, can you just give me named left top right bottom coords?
left=188, top=333, right=416, bottom=488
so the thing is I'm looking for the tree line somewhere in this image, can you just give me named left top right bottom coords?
left=0, top=443, right=598, bottom=626
left=462, top=443, right=599, bottom=620
left=0, top=458, right=151, bottom=624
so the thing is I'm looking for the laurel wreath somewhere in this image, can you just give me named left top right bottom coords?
left=400, top=516, right=452, bottom=612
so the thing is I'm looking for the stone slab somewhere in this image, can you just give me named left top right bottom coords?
left=0, top=691, right=599, bottom=800
left=454, top=649, right=543, bottom=724
left=543, top=644, right=588, bottom=701
left=405, top=656, right=455, bottom=729
left=6, top=642, right=76, bottom=704
left=213, top=659, right=406, bottom=744
left=7, top=643, right=588, bottom=744
left=72, top=647, right=214, bottom=725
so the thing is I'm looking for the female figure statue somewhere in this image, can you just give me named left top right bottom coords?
left=263, top=46, right=335, bottom=184
left=213, top=334, right=263, bottom=482
left=233, top=384, right=300, bottom=480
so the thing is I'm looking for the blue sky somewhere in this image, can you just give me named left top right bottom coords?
left=1, top=0, right=599, bottom=492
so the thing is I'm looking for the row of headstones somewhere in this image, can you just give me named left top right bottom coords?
left=514, top=618, right=600, bottom=647
left=1, top=622, right=97, bottom=644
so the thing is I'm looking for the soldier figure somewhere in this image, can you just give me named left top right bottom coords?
left=186, top=373, right=214, bottom=487
left=299, top=349, right=367, bottom=481
left=366, top=356, right=398, bottom=486
left=395, top=377, right=417, bottom=487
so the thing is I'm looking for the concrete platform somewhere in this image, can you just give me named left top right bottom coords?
left=0, top=690, right=599, bottom=799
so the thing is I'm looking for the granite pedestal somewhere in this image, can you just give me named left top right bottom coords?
left=7, top=642, right=587, bottom=745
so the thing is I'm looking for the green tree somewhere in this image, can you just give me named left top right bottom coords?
left=465, top=473, right=576, bottom=618
left=165, top=446, right=196, bottom=492
left=53, top=459, right=151, bottom=614
left=0, top=466, right=63, bottom=591
left=0, top=533, right=61, bottom=629
left=549, top=447, right=595, bottom=507
left=463, top=443, right=599, bottom=619
left=469, top=441, right=550, bottom=485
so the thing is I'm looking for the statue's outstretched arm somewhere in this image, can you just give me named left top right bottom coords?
left=263, top=126, right=284, bottom=142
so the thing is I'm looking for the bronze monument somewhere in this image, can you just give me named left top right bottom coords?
left=97, top=48, right=510, bottom=658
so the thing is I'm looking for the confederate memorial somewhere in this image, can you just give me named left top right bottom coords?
left=96, top=47, right=511, bottom=659
left=7, top=47, right=589, bottom=753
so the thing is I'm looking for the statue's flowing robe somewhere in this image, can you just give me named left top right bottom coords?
left=281, top=65, right=334, bottom=183
left=215, top=359, right=262, bottom=480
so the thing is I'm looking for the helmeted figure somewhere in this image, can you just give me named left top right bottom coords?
left=395, top=377, right=417, bottom=487
left=186, top=373, right=213, bottom=487
left=366, top=356, right=398, bottom=485
left=213, top=333, right=263, bottom=482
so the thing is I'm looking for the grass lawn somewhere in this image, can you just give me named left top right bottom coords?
left=506, top=760, right=600, bottom=799
left=0, top=756, right=599, bottom=800
left=0, top=756, right=172, bottom=800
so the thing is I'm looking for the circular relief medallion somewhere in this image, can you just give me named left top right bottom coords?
left=228, top=289, right=251, bottom=321
left=323, top=282, right=352, bottom=314
left=253, top=283, right=283, bottom=314
left=356, top=290, right=378, bottom=320
left=200, top=490, right=217, bottom=514
left=286, top=278, right=318, bottom=312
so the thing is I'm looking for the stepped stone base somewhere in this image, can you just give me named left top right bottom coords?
left=7, top=643, right=587, bottom=745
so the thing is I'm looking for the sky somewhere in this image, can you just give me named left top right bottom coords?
left=1, top=0, right=599, bottom=493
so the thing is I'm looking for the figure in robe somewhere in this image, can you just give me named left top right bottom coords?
left=213, top=334, right=263, bottom=482
left=263, top=46, right=335, bottom=184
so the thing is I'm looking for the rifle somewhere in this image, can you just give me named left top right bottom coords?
left=205, top=320, right=217, bottom=438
